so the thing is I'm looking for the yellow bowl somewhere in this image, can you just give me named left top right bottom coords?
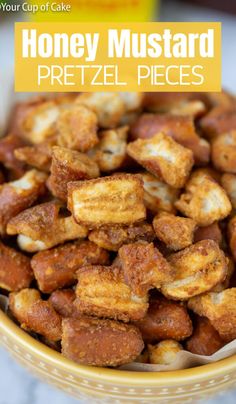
left=0, top=309, right=235, bottom=403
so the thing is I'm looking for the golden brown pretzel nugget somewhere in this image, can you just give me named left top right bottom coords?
left=22, top=101, right=61, bottom=144
left=221, top=173, right=236, bottom=208
left=143, top=92, right=207, bottom=113
left=0, top=169, right=47, bottom=235
left=0, top=242, right=33, bottom=292
left=89, top=126, right=128, bottom=172
left=175, top=170, right=232, bottom=226
left=68, top=174, right=146, bottom=228
left=47, top=146, right=99, bottom=201
left=186, top=316, right=225, bottom=356
left=212, top=256, right=235, bottom=292
left=9, top=288, right=41, bottom=324
left=14, top=137, right=55, bottom=172
left=9, top=95, right=76, bottom=137
left=31, top=240, right=109, bottom=293
left=119, top=92, right=143, bottom=112
left=211, top=131, right=236, bottom=173
left=57, top=104, right=98, bottom=152
left=48, top=289, right=81, bottom=318
left=76, top=92, right=125, bottom=128
left=193, top=167, right=222, bottom=184
left=9, top=288, right=62, bottom=341
left=135, top=296, right=192, bottom=343
left=200, top=106, right=236, bottom=139
left=138, top=172, right=179, bottom=214
left=75, top=265, right=148, bottom=322
left=0, top=134, right=26, bottom=179
left=188, top=288, right=236, bottom=342
left=127, top=133, right=194, bottom=188
left=89, top=222, right=154, bottom=251
left=118, top=242, right=173, bottom=297
left=162, top=240, right=228, bottom=300
left=169, top=100, right=206, bottom=118
left=7, top=201, right=88, bottom=252
left=153, top=212, right=197, bottom=251
left=148, top=340, right=183, bottom=365
left=9, top=96, right=47, bottom=137
left=62, top=317, right=144, bottom=367
left=130, top=114, right=210, bottom=165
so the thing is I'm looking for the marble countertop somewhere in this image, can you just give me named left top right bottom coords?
left=1, top=1, right=236, bottom=403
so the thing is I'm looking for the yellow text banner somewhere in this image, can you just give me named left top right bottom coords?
left=15, top=22, right=221, bottom=92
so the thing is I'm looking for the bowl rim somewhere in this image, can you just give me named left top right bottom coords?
left=1, top=309, right=236, bottom=387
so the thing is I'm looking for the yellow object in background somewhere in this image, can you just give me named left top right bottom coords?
left=27, top=0, right=157, bottom=22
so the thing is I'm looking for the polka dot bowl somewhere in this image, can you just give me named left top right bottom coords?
left=0, top=309, right=235, bottom=403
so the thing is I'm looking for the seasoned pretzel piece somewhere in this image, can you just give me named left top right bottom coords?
left=9, top=95, right=76, bottom=137
left=31, top=240, right=109, bottom=293
left=119, top=92, right=143, bottom=112
left=143, top=92, right=208, bottom=113
left=170, top=100, right=206, bottom=118
left=9, top=96, right=47, bottom=137
left=127, top=133, right=194, bottom=188
left=118, top=242, right=173, bottom=297
left=48, top=289, right=81, bottom=318
left=118, top=93, right=143, bottom=126
left=7, top=201, right=88, bottom=252
left=68, top=174, right=146, bottom=228
left=221, top=173, right=236, bottom=208
left=188, top=288, right=236, bottom=342
left=194, top=222, right=222, bottom=246
left=57, top=104, right=98, bottom=152
left=200, top=106, right=236, bottom=139
left=212, top=256, right=235, bottom=292
left=89, top=126, right=128, bottom=172
left=135, top=296, right=192, bottom=343
left=9, top=288, right=62, bottom=341
left=130, top=114, right=210, bottom=165
left=211, top=131, right=236, bottom=173
left=228, top=216, right=236, bottom=262
left=21, top=101, right=61, bottom=144
left=47, top=146, right=99, bottom=201
left=194, top=167, right=221, bottom=184
left=138, top=172, right=179, bottom=214
left=62, top=317, right=144, bottom=367
left=76, top=92, right=125, bottom=128
left=0, top=169, right=47, bottom=235
left=0, top=242, right=33, bottom=292
left=161, top=240, right=228, bottom=300
left=148, top=340, right=183, bottom=365
left=186, top=316, right=224, bottom=356
left=89, top=222, right=154, bottom=251
left=14, top=137, right=56, bottom=172
left=175, top=170, right=232, bottom=226
left=153, top=212, right=197, bottom=251
left=0, top=134, right=26, bottom=179
left=75, top=265, right=148, bottom=322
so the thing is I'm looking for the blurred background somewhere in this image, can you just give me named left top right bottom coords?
left=0, top=0, right=236, bottom=403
